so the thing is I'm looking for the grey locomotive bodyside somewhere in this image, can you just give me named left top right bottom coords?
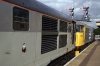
left=0, top=1, right=75, bottom=66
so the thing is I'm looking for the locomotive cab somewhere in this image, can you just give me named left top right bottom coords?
left=75, top=24, right=84, bottom=56
left=76, top=25, right=84, bottom=46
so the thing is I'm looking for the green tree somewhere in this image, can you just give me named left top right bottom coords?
left=94, top=27, right=100, bottom=35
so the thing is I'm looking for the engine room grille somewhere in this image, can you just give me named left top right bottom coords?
left=59, top=35, right=67, bottom=48
left=41, top=35, right=57, bottom=54
left=42, top=15, right=57, bottom=31
left=60, top=20, right=67, bottom=32
left=85, top=28, right=89, bottom=42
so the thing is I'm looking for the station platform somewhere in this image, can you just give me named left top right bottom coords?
left=64, top=40, right=100, bottom=66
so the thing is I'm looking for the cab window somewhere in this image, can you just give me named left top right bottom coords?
left=13, top=7, right=29, bottom=31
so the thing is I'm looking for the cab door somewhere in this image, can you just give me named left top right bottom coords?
left=72, top=21, right=76, bottom=44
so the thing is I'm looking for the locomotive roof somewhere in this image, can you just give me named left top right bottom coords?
left=76, top=21, right=94, bottom=29
left=4, top=0, right=72, bottom=22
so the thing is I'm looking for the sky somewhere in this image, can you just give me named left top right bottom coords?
left=37, top=0, right=100, bottom=28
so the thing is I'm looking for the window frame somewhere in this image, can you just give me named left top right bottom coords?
left=13, top=7, right=29, bottom=31
left=59, top=20, right=67, bottom=32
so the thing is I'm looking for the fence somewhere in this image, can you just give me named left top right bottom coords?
left=95, top=35, right=100, bottom=40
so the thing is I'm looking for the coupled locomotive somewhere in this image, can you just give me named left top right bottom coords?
left=0, top=0, right=94, bottom=66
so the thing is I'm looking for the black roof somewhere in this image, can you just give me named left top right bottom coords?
left=5, top=0, right=72, bottom=22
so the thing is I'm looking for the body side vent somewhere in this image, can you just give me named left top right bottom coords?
left=59, top=35, right=67, bottom=48
left=60, top=20, right=67, bottom=32
left=41, top=35, right=57, bottom=54
left=42, top=15, right=57, bottom=32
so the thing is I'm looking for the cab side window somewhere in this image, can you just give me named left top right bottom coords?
left=13, top=7, right=29, bottom=31
left=76, top=25, right=80, bottom=32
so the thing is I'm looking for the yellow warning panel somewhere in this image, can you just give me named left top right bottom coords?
left=76, top=32, right=84, bottom=46
left=75, top=51, right=79, bottom=56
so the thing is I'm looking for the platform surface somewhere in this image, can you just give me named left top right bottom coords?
left=65, top=40, right=100, bottom=66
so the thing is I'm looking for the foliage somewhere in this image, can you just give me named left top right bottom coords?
left=94, top=27, right=100, bottom=35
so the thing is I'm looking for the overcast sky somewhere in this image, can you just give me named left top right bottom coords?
left=37, top=0, right=99, bottom=28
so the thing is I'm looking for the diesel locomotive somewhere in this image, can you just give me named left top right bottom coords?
left=0, top=0, right=94, bottom=66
